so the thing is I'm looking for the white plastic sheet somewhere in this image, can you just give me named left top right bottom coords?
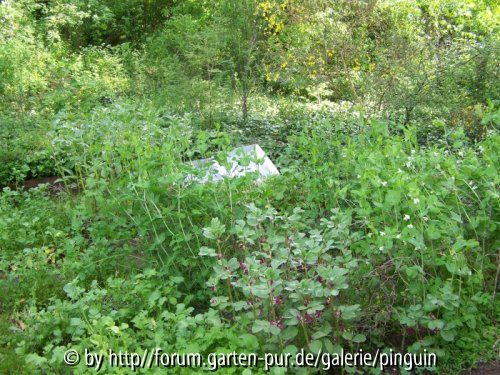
left=186, top=144, right=279, bottom=184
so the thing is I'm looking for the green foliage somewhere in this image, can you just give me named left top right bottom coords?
left=2, top=108, right=498, bottom=373
left=201, top=205, right=363, bottom=354
left=15, top=270, right=250, bottom=374
left=197, top=122, right=499, bottom=370
left=0, top=0, right=499, bottom=373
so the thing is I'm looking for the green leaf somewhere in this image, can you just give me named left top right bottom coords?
left=428, top=319, right=444, bottom=330
left=203, top=217, right=226, bottom=239
left=339, top=305, right=360, bottom=320
left=198, top=246, right=217, bottom=257
left=342, top=331, right=366, bottom=343
left=385, top=190, right=401, bottom=206
left=232, top=301, right=249, bottom=311
left=440, top=329, right=456, bottom=342
left=323, top=338, right=335, bottom=353
left=283, top=345, right=298, bottom=355
left=63, top=281, right=84, bottom=300
left=311, top=325, right=332, bottom=340
left=239, top=334, right=259, bottom=350
left=352, top=334, right=366, bottom=343
left=309, top=339, right=322, bottom=352
left=281, top=326, right=298, bottom=340
left=405, top=265, right=423, bottom=279
left=155, top=232, right=166, bottom=245
left=342, top=331, right=353, bottom=341
left=148, top=290, right=161, bottom=307
left=25, top=353, right=48, bottom=366
left=251, top=284, right=270, bottom=298
left=69, top=318, right=84, bottom=327
left=252, top=320, right=270, bottom=333
left=450, top=212, right=462, bottom=223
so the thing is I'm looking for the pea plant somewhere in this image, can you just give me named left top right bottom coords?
left=200, top=204, right=365, bottom=354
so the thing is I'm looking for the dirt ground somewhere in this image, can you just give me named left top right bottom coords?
left=463, top=361, right=500, bottom=375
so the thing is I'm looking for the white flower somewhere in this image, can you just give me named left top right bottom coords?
left=357, top=174, right=361, bottom=179
left=379, top=246, right=384, bottom=251
left=404, top=214, right=410, bottom=221
left=380, top=231, right=386, bottom=236
left=396, top=234, right=401, bottom=239
left=407, top=224, right=414, bottom=229
left=381, top=181, right=387, bottom=187
left=413, top=198, right=420, bottom=204
left=411, top=150, right=416, bottom=155
left=422, top=216, right=429, bottom=222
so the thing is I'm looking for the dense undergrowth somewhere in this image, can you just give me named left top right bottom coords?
left=1, top=0, right=499, bottom=374
left=1, top=104, right=498, bottom=373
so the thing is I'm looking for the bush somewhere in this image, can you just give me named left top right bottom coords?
left=199, top=122, right=499, bottom=370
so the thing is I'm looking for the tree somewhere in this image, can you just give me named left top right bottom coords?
left=219, top=0, right=264, bottom=123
